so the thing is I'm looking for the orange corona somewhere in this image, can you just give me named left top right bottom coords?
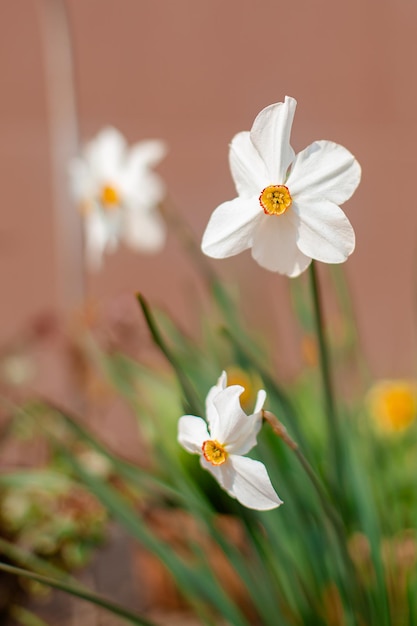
left=202, top=440, right=228, bottom=465
left=259, top=185, right=292, bottom=216
left=100, top=184, right=120, bottom=209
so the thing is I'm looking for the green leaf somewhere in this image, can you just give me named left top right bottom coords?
left=58, top=445, right=251, bottom=626
left=10, top=606, right=51, bottom=626
left=0, top=561, right=157, bottom=626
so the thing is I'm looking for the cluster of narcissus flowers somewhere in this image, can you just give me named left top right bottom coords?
left=177, top=371, right=282, bottom=511
left=367, top=380, right=417, bottom=434
left=69, top=127, right=167, bottom=270
left=202, top=95, right=361, bottom=277
left=73, top=97, right=362, bottom=510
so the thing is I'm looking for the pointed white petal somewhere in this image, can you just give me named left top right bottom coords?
left=123, top=170, right=166, bottom=209
left=84, top=209, right=110, bottom=271
left=178, top=416, right=210, bottom=454
left=129, top=139, right=167, bottom=169
left=85, top=127, right=127, bottom=180
left=212, top=386, right=261, bottom=456
left=250, top=97, right=297, bottom=183
left=201, top=196, right=262, bottom=259
left=229, top=416, right=263, bottom=456
left=99, top=210, right=123, bottom=256
left=205, top=372, right=228, bottom=434
left=251, top=213, right=311, bottom=277
left=229, top=131, right=269, bottom=198
left=287, top=140, right=361, bottom=205
left=294, top=197, right=355, bottom=263
left=210, top=385, right=245, bottom=441
left=228, top=456, right=283, bottom=510
left=121, top=141, right=167, bottom=199
left=122, top=206, right=166, bottom=253
left=200, top=457, right=235, bottom=494
left=226, top=389, right=266, bottom=455
left=254, top=389, right=267, bottom=414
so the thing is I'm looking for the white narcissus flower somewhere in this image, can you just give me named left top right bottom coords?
left=178, top=371, right=282, bottom=510
left=202, top=96, right=361, bottom=277
left=69, top=127, right=167, bottom=270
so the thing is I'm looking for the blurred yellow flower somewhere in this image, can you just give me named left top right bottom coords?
left=367, top=380, right=417, bottom=434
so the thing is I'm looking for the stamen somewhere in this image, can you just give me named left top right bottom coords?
left=259, top=185, right=292, bottom=216
left=202, top=440, right=228, bottom=466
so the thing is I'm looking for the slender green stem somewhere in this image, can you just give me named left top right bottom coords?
left=0, top=562, right=157, bottom=626
left=262, top=411, right=340, bottom=531
left=308, top=262, right=343, bottom=487
left=263, top=411, right=367, bottom=619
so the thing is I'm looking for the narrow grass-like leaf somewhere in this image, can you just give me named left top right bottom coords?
left=0, top=562, right=157, bottom=626
left=10, top=606, right=51, bottom=626
left=0, top=537, right=77, bottom=584
left=136, top=293, right=203, bottom=416
left=59, top=445, right=251, bottom=626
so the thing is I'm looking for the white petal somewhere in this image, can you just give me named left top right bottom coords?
left=228, top=456, right=282, bottom=510
left=254, top=389, right=267, bottom=414
left=121, top=141, right=167, bottom=201
left=250, top=97, right=296, bottom=183
left=68, top=158, right=94, bottom=202
left=227, top=390, right=266, bottom=455
left=200, top=457, right=235, bottom=494
left=251, top=213, right=311, bottom=277
left=205, top=371, right=228, bottom=434
left=84, top=209, right=110, bottom=271
left=229, top=132, right=269, bottom=198
left=122, top=170, right=165, bottom=207
left=85, top=127, right=127, bottom=180
left=287, top=140, right=361, bottom=204
left=128, top=140, right=167, bottom=169
left=122, top=206, right=166, bottom=253
left=212, top=386, right=260, bottom=455
left=201, top=196, right=262, bottom=259
left=178, top=416, right=209, bottom=454
left=294, top=197, right=355, bottom=263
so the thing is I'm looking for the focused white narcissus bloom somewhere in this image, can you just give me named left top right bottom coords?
left=69, top=127, right=167, bottom=270
left=202, top=96, right=361, bottom=277
left=178, top=371, right=282, bottom=510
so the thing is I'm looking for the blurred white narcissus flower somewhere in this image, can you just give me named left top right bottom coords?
left=202, top=96, right=361, bottom=277
left=69, top=127, right=167, bottom=270
left=178, top=371, right=282, bottom=510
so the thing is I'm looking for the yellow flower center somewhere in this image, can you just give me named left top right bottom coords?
left=259, top=185, right=292, bottom=216
left=100, top=184, right=120, bottom=209
left=368, top=381, right=417, bottom=434
left=202, top=440, right=228, bottom=465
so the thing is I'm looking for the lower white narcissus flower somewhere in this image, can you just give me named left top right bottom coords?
left=202, top=96, right=361, bottom=277
left=69, top=127, right=167, bottom=270
left=178, top=372, right=282, bottom=510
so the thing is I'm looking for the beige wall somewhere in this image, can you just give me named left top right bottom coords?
left=1, top=0, right=417, bottom=378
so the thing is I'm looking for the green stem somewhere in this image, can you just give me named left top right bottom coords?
left=308, top=262, right=343, bottom=487
left=263, top=411, right=367, bottom=619
left=0, top=562, right=157, bottom=626
left=263, top=411, right=341, bottom=532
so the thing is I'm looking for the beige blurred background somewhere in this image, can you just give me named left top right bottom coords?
left=1, top=0, right=417, bottom=380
